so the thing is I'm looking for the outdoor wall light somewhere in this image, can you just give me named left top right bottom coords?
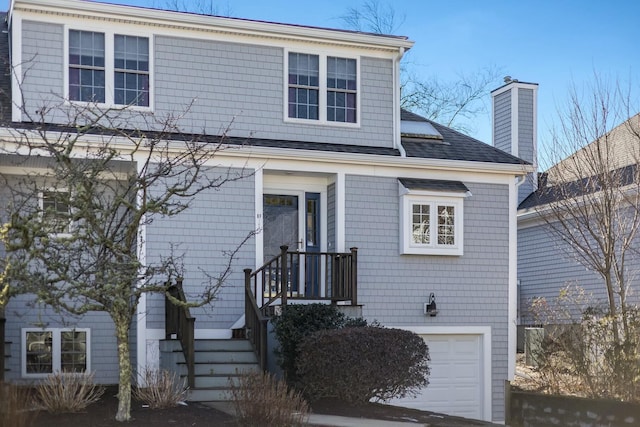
left=424, top=293, right=438, bottom=317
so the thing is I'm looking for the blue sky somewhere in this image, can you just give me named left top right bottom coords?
left=4, top=0, right=640, bottom=166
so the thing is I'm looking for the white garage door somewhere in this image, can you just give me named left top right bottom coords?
left=388, top=334, right=484, bottom=420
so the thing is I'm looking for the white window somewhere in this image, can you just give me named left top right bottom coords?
left=22, top=328, right=90, bottom=378
left=399, top=180, right=468, bottom=256
left=40, top=190, right=71, bottom=235
left=286, top=51, right=359, bottom=125
left=67, top=29, right=151, bottom=108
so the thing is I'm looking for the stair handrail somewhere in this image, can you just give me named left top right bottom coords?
left=165, top=279, right=195, bottom=388
left=244, top=268, right=269, bottom=370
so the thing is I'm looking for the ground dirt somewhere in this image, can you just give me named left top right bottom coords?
left=23, top=386, right=500, bottom=427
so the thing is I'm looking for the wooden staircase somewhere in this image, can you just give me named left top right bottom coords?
left=159, top=338, right=259, bottom=402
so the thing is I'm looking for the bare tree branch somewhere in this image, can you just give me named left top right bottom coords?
left=0, top=73, right=255, bottom=421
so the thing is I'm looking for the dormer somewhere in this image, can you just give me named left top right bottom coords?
left=8, top=0, right=413, bottom=150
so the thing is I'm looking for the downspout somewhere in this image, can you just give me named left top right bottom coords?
left=393, top=47, right=406, bottom=157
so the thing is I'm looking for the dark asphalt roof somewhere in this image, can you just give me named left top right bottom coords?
left=399, top=178, right=469, bottom=193
left=400, top=110, right=527, bottom=165
left=519, top=164, right=639, bottom=210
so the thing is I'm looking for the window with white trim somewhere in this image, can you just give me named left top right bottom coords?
left=41, top=190, right=72, bottom=235
left=69, top=30, right=105, bottom=103
left=68, top=29, right=150, bottom=107
left=23, top=328, right=90, bottom=377
left=401, top=195, right=464, bottom=256
left=114, top=35, right=150, bottom=106
left=286, top=52, right=358, bottom=124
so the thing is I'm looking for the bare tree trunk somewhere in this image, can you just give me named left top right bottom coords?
left=114, top=316, right=132, bottom=422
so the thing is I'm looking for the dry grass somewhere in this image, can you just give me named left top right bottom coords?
left=0, top=382, right=36, bottom=427
left=35, top=372, right=105, bottom=413
left=227, top=370, right=309, bottom=427
left=133, top=368, right=188, bottom=409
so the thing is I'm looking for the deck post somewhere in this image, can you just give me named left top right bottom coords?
left=350, top=247, right=358, bottom=305
left=280, top=245, right=288, bottom=307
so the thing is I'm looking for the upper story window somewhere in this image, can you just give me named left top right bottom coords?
left=288, top=53, right=319, bottom=120
left=286, top=52, right=358, bottom=125
left=114, top=35, right=150, bottom=106
left=326, top=57, right=357, bottom=123
left=69, top=30, right=105, bottom=103
left=399, top=178, right=470, bottom=256
left=67, top=29, right=151, bottom=108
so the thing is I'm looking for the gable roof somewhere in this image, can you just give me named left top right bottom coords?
left=519, top=163, right=639, bottom=210
left=520, top=114, right=640, bottom=211
left=401, top=109, right=528, bottom=165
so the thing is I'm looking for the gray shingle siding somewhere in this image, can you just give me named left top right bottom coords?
left=0, top=174, right=119, bottom=384
left=21, top=21, right=65, bottom=122
left=493, top=90, right=511, bottom=154
left=518, top=223, right=640, bottom=323
left=19, top=24, right=394, bottom=148
left=344, top=175, right=509, bottom=420
left=154, top=36, right=393, bottom=146
left=4, top=296, right=119, bottom=384
left=517, top=88, right=534, bottom=163
left=145, top=167, right=256, bottom=330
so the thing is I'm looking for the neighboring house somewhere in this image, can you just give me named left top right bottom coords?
left=511, top=80, right=640, bottom=328
left=0, top=0, right=530, bottom=422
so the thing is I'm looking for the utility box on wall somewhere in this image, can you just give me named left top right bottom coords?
left=524, top=327, right=544, bottom=367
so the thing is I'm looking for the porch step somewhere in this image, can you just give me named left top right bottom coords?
left=160, top=338, right=260, bottom=403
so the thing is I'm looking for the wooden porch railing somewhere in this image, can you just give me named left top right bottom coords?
left=250, top=245, right=358, bottom=309
left=244, top=245, right=358, bottom=370
left=165, top=279, right=195, bottom=388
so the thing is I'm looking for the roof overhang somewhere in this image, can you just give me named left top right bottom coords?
left=10, top=0, right=414, bottom=53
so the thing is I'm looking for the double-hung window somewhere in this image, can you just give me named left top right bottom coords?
left=326, top=57, right=357, bottom=123
left=23, top=328, right=90, bottom=377
left=286, top=52, right=358, bottom=125
left=399, top=178, right=469, bottom=256
left=288, top=53, right=319, bottom=120
left=114, top=35, right=150, bottom=106
left=68, top=29, right=150, bottom=107
left=41, top=190, right=72, bottom=235
left=69, top=30, right=105, bottom=103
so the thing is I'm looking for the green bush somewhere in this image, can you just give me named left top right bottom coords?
left=296, top=326, right=430, bottom=403
left=272, top=303, right=357, bottom=384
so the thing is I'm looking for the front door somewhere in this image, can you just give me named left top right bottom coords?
left=263, top=192, right=321, bottom=296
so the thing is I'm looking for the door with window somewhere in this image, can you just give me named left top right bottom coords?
left=263, top=192, right=321, bottom=297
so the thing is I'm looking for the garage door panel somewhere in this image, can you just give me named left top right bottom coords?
left=388, top=334, right=483, bottom=420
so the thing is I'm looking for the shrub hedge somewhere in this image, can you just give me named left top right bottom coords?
left=271, top=303, right=360, bottom=384
left=296, top=326, right=430, bottom=403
